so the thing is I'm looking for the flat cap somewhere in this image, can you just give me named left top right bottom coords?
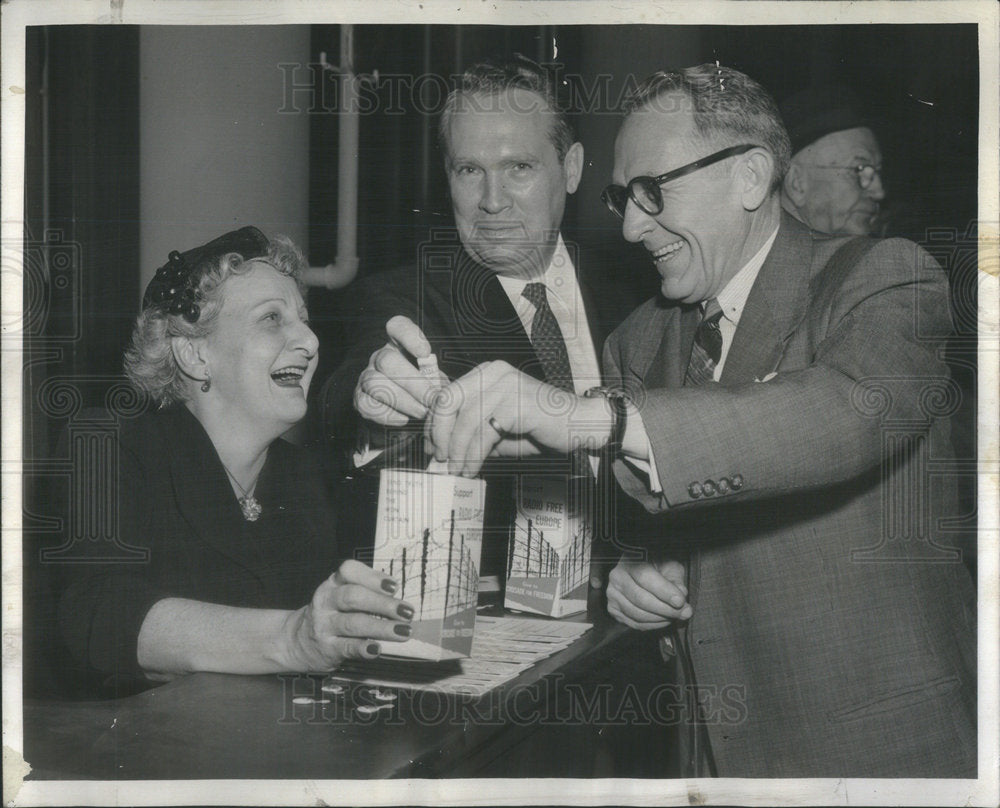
left=780, top=83, right=869, bottom=156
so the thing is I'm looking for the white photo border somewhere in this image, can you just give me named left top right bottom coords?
left=2, top=1, right=997, bottom=806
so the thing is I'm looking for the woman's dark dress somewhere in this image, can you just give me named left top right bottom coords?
left=55, top=405, right=340, bottom=696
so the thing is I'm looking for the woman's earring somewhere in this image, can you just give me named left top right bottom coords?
left=201, top=375, right=211, bottom=393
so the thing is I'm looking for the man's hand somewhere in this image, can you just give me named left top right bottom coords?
left=424, top=360, right=610, bottom=477
left=354, top=316, right=448, bottom=426
left=606, top=560, right=692, bottom=630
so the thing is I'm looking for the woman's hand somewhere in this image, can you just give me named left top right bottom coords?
left=279, top=559, right=415, bottom=672
left=606, top=559, right=693, bottom=630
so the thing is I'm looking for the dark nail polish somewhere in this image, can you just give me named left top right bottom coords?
left=381, top=579, right=398, bottom=594
left=396, top=603, right=414, bottom=620
left=393, top=623, right=412, bottom=637
left=366, top=642, right=381, bottom=656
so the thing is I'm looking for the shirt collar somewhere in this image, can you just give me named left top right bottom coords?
left=713, top=226, right=779, bottom=325
left=496, top=236, right=574, bottom=299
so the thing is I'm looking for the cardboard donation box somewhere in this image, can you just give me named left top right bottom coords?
left=373, top=469, right=485, bottom=660
left=504, top=475, right=591, bottom=618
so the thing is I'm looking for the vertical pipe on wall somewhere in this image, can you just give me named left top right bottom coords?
left=302, top=24, right=361, bottom=289
left=333, top=24, right=360, bottom=284
left=536, top=26, right=548, bottom=64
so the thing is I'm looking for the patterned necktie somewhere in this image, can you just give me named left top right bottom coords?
left=522, top=282, right=574, bottom=392
left=685, top=298, right=724, bottom=386
left=519, top=282, right=596, bottom=595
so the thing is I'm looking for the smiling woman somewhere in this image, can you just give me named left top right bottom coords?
left=55, top=227, right=414, bottom=698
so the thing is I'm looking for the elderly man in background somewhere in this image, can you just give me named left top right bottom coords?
left=779, top=83, right=886, bottom=235
left=424, top=64, right=976, bottom=779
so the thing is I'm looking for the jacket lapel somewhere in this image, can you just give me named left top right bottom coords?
left=626, top=301, right=700, bottom=391
left=623, top=213, right=815, bottom=392
left=444, top=251, right=543, bottom=381
left=720, top=214, right=815, bottom=385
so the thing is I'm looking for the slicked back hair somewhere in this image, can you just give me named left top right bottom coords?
left=622, top=64, right=791, bottom=192
left=438, top=53, right=575, bottom=163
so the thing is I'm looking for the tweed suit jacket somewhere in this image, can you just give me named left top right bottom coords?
left=604, top=213, right=976, bottom=777
left=320, top=232, right=651, bottom=577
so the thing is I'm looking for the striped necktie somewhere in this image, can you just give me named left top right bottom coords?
left=685, top=298, right=724, bottom=386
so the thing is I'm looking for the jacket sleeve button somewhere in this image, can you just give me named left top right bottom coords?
left=717, top=477, right=731, bottom=494
left=730, top=474, right=744, bottom=490
left=688, top=482, right=703, bottom=499
left=702, top=480, right=717, bottom=496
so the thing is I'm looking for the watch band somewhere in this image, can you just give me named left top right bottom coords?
left=584, top=386, right=628, bottom=458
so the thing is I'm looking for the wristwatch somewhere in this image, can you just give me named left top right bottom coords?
left=583, top=386, right=628, bottom=458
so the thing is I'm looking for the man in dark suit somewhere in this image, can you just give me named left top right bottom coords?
left=319, top=55, right=654, bottom=584
left=319, top=55, right=677, bottom=777
left=423, top=64, right=976, bottom=778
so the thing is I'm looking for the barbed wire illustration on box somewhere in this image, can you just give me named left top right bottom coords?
left=379, top=510, right=478, bottom=620
left=506, top=515, right=591, bottom=595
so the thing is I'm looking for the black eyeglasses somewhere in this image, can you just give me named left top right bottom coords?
left=601, top=144, right=759, bottom=219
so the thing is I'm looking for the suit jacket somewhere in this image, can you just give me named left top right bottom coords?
left=319, top=232, right=652, bottom=577
left=604, top=213, right=976, bottom=777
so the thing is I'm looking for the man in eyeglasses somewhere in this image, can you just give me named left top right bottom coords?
left=424, top=64, right=975, bottom=779
left=779, top=83, right=886, bottom=236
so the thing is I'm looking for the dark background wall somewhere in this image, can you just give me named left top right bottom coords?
left=23, top=26, right=141, bottom=461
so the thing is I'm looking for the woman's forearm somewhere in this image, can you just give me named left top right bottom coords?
left=136, top=597, right=301, bottom=678
left=136, top=563, right=414, bottom=680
